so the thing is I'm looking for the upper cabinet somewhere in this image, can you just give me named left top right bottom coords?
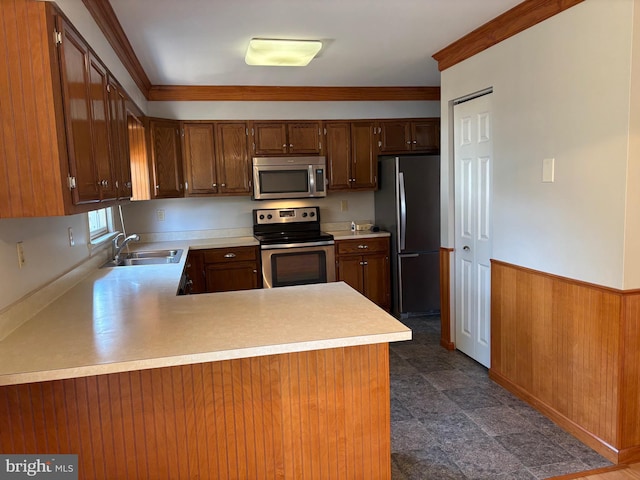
left=252, top=121, right=322, bottom=155
left=0, top=1, right=136, bottom=218
left=325, top=121, right=379, bottom=191
left=149, top=119, right=184, bottom=199
left=182, top=121, right=251, bottom=197
left=379, top=118, right=440, bottom=154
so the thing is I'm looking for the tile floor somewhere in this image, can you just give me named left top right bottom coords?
left=389, top=315, right=612, bottom=480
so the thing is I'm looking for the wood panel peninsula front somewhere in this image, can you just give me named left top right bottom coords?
left=0, top=239, right=411, bottom=480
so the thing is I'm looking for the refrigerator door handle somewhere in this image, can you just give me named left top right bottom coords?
left=398, top=171, right=407, bottom=251
left=400, top=253, right=419, bottom=258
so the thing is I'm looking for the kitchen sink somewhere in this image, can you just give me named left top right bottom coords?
left=102, top=249, right=183, bottom=268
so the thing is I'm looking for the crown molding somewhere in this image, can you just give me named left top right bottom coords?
left=432, top=0, right=584, bottom=72
left=82, top=0, right=152, bottom=97
left=147, top=85, right=441, bottom=102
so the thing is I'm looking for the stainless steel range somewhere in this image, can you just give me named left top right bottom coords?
left=253, top=206, right=335, bottom=288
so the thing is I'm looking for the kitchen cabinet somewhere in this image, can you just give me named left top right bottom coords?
left=325, top=121, right=378, bottom=191
left=252, top=121, right=322, bottom=155
left=0, top=1, right=136, bottom=217
left=335, top=237, right=390, bottom=310
left=201, top=246, right=261, bottom=293
left=183, top=122, right=252, bottom=196
left=108, top=78, right=132, bottom=200
left=183, top=250, right=206, bottom=294
left=149, top=118, right=184, bottom=198
left=379, top=118, right=440, bottom=154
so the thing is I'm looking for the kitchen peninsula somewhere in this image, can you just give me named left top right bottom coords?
left=0, top=239, right=410, bottom=479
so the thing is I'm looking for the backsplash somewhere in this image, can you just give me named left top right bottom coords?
left=120, top=192, right=375, bottom=237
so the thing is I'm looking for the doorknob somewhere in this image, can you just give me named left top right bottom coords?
left=463, top=246, right=470, bottom=251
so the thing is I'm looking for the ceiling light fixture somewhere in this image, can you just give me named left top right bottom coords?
left=245, top=38, right=322, bottom=66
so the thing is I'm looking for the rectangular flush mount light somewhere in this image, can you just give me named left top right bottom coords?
left=245, top=38, right=322, bottom=66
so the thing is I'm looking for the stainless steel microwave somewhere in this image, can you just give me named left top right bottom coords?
left=252, top=156, right=327, bottom=200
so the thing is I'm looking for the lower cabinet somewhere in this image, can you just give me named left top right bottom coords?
left=186, top=246, right=261, bottom=293
left=335, top=237, right=391, bottom=311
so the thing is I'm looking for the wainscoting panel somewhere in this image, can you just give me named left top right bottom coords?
left=0, top=344, right=391, bottom=479
left=490, top=260, right=640, bottom=463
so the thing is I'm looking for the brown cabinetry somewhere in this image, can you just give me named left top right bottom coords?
left=0, top=1, right=135, bottom=217
left=149, top=119, right=184, bottom=198
left=185, top=246, right=261, bottom=293
left=253, top=121, right=322, bottom=155
left=182, top=122, right=252, bottom=196
left=335, top=237, right=390, bottom=310
left=107, top=79, right=132, bottom=200
left=379, top=118, right=440, bottom=154
left=325, top=121, right=378, bottom=191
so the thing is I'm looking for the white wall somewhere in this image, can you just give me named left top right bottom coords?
left=440, top=0, right=635, bottom=289
left=148, top=101, right=440, bottom=120
left=121, top=192, right=374, bottom=235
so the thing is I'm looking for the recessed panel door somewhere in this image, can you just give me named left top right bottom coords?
left=454, top=93, right=493, bottom=367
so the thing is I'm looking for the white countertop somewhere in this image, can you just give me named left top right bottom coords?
left=0, top=238, right=410, bottom=386
left=329, top=230, right=391, bottom=240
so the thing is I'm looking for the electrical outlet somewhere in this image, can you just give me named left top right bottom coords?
left=156, top=209, right=165, bottom=221
left=68, top=227, right=75, bottom=246
left=341, top=200, right=348, bottom=212
left=16, top=242, right=25, bottom=268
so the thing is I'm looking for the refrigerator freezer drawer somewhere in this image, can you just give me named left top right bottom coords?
left=398, top=253, right=440, bottom=314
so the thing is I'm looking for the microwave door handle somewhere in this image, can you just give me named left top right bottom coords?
left=309, top=165, right=315, bottom=194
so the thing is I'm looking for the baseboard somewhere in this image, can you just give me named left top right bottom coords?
left=489, top=369, right=620, bottom=464
left=546, top=464, right=629, bottom=480
left=619, top=445, right=640, bottom=464
left=440, top=339, right=455, bottom=350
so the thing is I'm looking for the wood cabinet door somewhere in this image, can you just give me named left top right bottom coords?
left=205, top=262, right=259, bottom=292
left=184, top=251, right=206, bottom=294
left=412, top=119, right=440, bottom=152
left=325, top=122, right=351, bottom=191
left=216, top=122, right=251, bottom=194
left=107, top=80, right=131, bottom=200
left=149, top=119, right=183, bottom=198
left=287, top=122, right=321, bottom=154
left=183, top=123, right=217, bottom=195
left=336, top=256, right=364, bottom=294
left=253, top=122, right=287, bottom=155
left=58, top=20, right=100, bottom=205
left=379, top=121, right=411, bottom=153
left=350, top=122, right=378, bottom=190
left=88, top=54, right=117, bottom=201
left=362, top=253, right=391, bottom=310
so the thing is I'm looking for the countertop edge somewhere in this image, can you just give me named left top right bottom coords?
left=0, top=330, right=411, bottom=386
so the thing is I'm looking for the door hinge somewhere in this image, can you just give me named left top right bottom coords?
left=67, top=176, right=76, bottom=190
left=245, top=128, right=249, bottom=136
left=54, top=30, right=62, bottom=45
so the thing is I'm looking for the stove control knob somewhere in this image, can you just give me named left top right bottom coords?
left=267, top=214, right=273, bottom=219
left=302, top=212, right=308, bottom=217
left=259, top=214, right=265, bottom=220
left=309, top=211, right=315, bottom=217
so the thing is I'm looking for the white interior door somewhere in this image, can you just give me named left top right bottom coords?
left=453, top=93, right=493, bottom=367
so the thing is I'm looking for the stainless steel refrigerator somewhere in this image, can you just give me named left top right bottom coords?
left=374, top=155, right=440, bottom=316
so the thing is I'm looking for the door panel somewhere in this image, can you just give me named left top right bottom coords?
left=288, top=122, right=321, bottom=154
left=351, top=122, right=377, bottom=189
left=398, top=253, right=440, bottom=314
left=183, top=123, right=217, bottom=195
left=362, top=254, right=390, bottom=310
left=454, top=93, right=493, bottom=367
left=216, top=122, right=251, bottom=194
left=150, top=119, right=183, bottom=198
left=253, top=122, right=287, bottom=155
left=325, top=122, right=351, bottom=190
left=398, top=156, right=440, bottom=252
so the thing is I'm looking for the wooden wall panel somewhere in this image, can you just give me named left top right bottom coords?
left=490, top=260, right=634, bottom=463
left=0, top=344, right=391, bottom=479
left=440, top=247, right=455, bottom=350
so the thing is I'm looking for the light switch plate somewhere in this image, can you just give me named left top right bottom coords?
left=542, top=158, right=555, bottom=183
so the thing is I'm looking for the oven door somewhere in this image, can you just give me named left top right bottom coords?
left=261, top=243, right=336, bottom=288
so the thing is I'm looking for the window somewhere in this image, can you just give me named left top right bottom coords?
left=88, top=207, right=113, bottom=241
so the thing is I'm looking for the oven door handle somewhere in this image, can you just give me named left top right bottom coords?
left=261, top=240, right=335, bottom=250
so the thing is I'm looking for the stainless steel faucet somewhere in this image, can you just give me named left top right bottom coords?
left=112, top=233, right=140, bottom=263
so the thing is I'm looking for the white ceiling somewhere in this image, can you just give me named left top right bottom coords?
left=109, top=0, right=523, bottom=87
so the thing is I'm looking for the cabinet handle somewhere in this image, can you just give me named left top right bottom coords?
left=282, top=144, right=287, bottom=148
left=358, top=245, right=369, bottom=249
left=212, top=183, right=217, bottom=187
left=125, top=181, right=132, bottom=188
left=289, top=144, right=293, bottom=148
left=413, top=140, right=417, bottom=144
left=221, top=183, right=226, bottom=187
left=253, top=269, right=257, bottom=273
left=224, top=253, right=236, bottom=258
left=406, top=141, right=411, bottom=144
left=155, top=185, right=160, bottom=189
left=359, top=261, right=368, bottom=266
